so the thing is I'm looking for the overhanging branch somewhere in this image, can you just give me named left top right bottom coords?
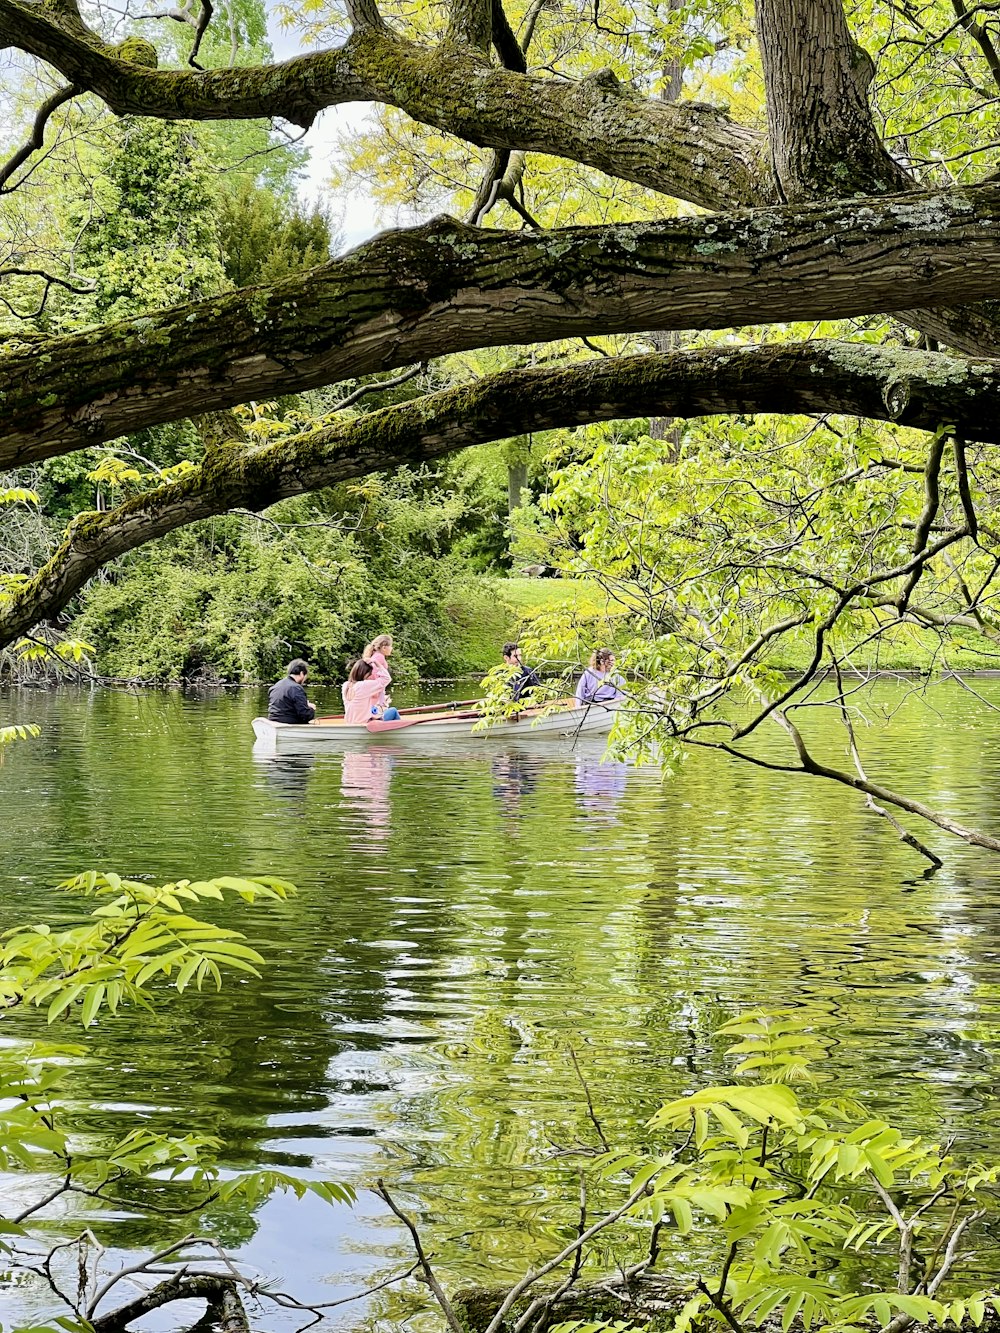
left=0, top=2, right=767, bottom=209
left=4, top=338, right=1000, bottom=650
left=9, top=186, right=1000, bottom=462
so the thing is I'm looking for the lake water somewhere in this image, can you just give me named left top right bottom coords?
left=3, top=681, right=1000, bottom=1328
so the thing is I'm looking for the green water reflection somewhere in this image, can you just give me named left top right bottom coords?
left=2, top=681, right=1000, bottom=1324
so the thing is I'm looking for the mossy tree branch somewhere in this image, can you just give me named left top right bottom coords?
left=10, top=188, right=1000, bottom=465
left=4, top=338, right=1000, bottom=651
left=0, top=0, right=769, bottom=210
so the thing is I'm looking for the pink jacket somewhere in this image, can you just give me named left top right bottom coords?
left=344, top=677, right=386, bottom=725
left=368, top=650, right=391, bottom=707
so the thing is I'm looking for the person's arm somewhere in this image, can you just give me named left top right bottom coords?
left=290, top=683, right=316, bottom=723
left=575, top=671, right=593, bottom=705
left=362, top=679, right=385, bottom=714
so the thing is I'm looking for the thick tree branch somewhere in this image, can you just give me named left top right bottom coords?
left=952, top=0, right=1000, bottom=92
left=6, top=339, right=1000, bottom=649
left=491, top=0, right=526, bottom=72
left=0, top=5, right=768, bottom=209
left=10, top=188, right=1000, bottom=461
left=90, top=1274, right=246, bottom=1333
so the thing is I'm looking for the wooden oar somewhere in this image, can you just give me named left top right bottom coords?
left=366, top=709, right=485, bottom=733
left=315, top=696, right=479, bottom=725
left=398, top=697, right=478, bottom=716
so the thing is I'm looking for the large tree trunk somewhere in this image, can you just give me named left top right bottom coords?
left=755, top=0, right=909, bottom=199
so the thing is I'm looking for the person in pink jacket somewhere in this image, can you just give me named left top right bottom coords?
left=343, top=658, right=401, bottom=724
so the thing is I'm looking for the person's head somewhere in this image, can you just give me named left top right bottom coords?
left=502, top=642, right=522, bottom=666
left=366, top=634, right=393, bottom=658
left=589, top=648, right=615, bottom=673
left=348, top=658, right=374, bottom=684
left=287, top=658, right=310, bottom=682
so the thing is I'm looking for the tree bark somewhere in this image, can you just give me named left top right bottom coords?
left=4, top=337, right=1000, bottom=651
left=755, top=0, right=909, bottom=199
left=9, top=188, right=1000, bottom=463
left=0, top=4, right=770, bottom=211
left=446, top=0, right=492, bottom=52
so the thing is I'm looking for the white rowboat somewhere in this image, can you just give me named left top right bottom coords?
left=251, top=697, right=617, bottom=751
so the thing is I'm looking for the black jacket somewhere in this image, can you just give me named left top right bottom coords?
left=268, top=676, right=316, bottom=724
left=509, top=663, right=541, bottom=702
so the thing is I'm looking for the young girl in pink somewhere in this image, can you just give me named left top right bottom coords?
left=364, top=634, right=393, bottom=709
left=343, top=650, right=402, bottom=724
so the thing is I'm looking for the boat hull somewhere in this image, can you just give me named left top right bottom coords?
left=251, top=699, right=617, bottom=751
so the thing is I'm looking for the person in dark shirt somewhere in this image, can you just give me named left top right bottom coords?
left=268, top=659, right=316, bottom=724
left=502, top=642, right=540, bottom=703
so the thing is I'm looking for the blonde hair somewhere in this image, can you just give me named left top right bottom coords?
left=365, top=634, right=393, bottom=659
left=589, top=648, right=614, bottom=672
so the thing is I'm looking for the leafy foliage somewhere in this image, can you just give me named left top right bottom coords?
left=0, top=869, right=356, bottom=1333
left=579, top=1010, right=1000, bottom=1333
left=71, top=479, right=516, bottom=682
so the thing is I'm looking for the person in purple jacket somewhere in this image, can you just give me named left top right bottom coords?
left=575, top=649, right=625, bottom=706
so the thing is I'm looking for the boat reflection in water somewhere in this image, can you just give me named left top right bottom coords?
left=250, top=751, right=316, bottom=806
left=490, top=749, right=541, bottom=818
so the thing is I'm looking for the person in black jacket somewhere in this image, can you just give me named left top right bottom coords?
left=268, top=659, right=316, bottom=724
left=502, top=643, right=540, bottom=702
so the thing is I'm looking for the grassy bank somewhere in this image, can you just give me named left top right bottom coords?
left=443, top=577, right=620, bottom=676
left=455, top=579, right=1000, bottom=676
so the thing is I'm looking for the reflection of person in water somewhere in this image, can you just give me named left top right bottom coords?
left=340, top=749, right=394, bottom=839
left=253, top=753, right=316, bottom=804
left=491, top=750, right=539, bottom=817
left=575, top=758, right=627, bottom=822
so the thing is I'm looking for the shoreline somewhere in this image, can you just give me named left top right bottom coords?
left=5, top=666, right=1000, bottom=692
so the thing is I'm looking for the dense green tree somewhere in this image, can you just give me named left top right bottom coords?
left=61, top=117, right=227, bottom=327
left=217, top=178, right=334, bottom=287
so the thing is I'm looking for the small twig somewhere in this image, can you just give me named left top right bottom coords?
left=696, top=1277, right=746, bottom=1333
left=832, top=656, right=942, bottom=870
left=513, top=1171, right=590, bottom=1333
left=373, top=1181, right=465, bottom=1333
left=483, top=1171, right=660, bottom=1333
left=86, top=1234, right=202, bottom=1317
left=261, top=1259, right=421, bottom=1312
left=13, top=1174, right=72, bottom=1223
left=331, top=363, right=426, bottom=411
